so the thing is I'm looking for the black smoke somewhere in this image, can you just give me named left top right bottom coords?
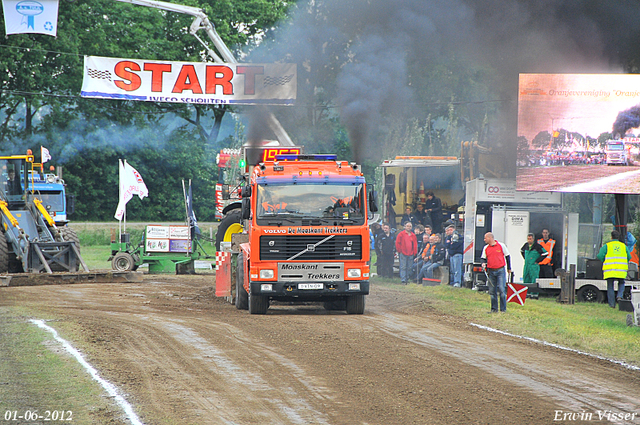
left=613, top=105, right=640, bottom=137
left=249, top=0, right=640, bottom=165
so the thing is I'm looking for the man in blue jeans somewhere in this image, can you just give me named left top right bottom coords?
left=481, top=232, right=512, bottom=313
left=444, top=224, right=464, bottom=287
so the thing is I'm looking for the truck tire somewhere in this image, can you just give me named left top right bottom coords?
left=0, top=232, right=9, bottom=274
left=215, top=209, right=243, bottom=251
left=248, top=291, right=269, bottom=314
left=112, top=252, right=135, bottom=272
left=577, top=285, right=604, bottom=303
left=235, top=253, right=248, bottom=310
left=59, top=227, right=81, bottom=252
left=346, top=295, right=365, bottom=314
left=323, top=300, right=346, bottom=311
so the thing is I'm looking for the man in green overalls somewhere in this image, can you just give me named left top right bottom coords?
left=520, top=233, right=548, bottom=296
left=597, top=230, right=630, bottom=308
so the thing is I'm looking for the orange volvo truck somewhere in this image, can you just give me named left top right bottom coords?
left=218, top=154, right=377, bottom=314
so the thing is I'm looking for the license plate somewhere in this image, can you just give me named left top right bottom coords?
left=298, top=283, right=323, bottom=290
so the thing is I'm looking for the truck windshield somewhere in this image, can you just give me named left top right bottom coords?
left=607, top=143, right=624, bottom=150
left=256, top=183, right=365, bottom=222
left=30, top=191, right=64, bottom=212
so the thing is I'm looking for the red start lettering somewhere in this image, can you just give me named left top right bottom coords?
left=114, top=61, right=142, bottom=91
left=172, top=65, right=203, bottom=94
left=143, top=63, right=172, bottom=92
left=237, top=66, right=264, bottom=95
left=113, top=61, right=237, bottom=95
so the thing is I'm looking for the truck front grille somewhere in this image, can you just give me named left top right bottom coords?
left=260, top=235, right=362, bottom=261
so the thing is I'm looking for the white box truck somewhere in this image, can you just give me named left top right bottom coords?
left=462, top=178, right=579, bottom=288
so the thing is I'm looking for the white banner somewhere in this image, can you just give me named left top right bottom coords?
left=81, top=56, right=296, bottom=105
left=2, top=0, right=59, bottom=36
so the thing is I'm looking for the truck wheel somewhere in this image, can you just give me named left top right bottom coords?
left=235, top=253, right=248, bottom=310
left=577, top=285, right=604, bottom=303
left=112, top=252, right=135, bottom=272
left=215, top=210, right=243, bottom=251
left=59, top=227, right=81, bottom=252
left=346, top=295, right=365, bottom=314
left=323, top=300, right=346, bottom=311
left=248, top=292, right=268, bottom=314
left=0, top=232, right=9, bottom=274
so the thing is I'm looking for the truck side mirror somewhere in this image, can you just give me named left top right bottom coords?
left=241, top=198, right=251, bottom=220
left=66, top=194, right=75, bottom=216
left=241, top=185, right=252, bottom=197
left=368, top=188, right=378, bottom=213
left=221, top=184, right=230, bottom=200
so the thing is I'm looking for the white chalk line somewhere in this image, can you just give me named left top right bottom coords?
left=30, top=319, right=145, bottom=425
left=470, top=323, right=640, bottom=371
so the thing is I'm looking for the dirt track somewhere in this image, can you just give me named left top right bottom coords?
left=1, top=275, right=639, bottom=425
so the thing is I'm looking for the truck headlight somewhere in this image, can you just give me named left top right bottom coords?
left=347, top=268, right=361, bottom=278
left=260, top=269, right=274, bottom=279
left=349, top=283, right=361, bottom=291
left=260, top=284, right=273, bottom=292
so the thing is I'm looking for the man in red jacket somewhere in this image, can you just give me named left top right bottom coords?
left=481, top=232, right=512, bottom=313
left=395, top=222, right=418, bottom=284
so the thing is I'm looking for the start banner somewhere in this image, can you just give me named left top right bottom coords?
left=81, top=56, right=296, bottom=105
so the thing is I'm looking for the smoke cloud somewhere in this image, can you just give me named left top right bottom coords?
left=250, top=0, right=637, bottom=166
left=613, top=105, right=640, bottom=138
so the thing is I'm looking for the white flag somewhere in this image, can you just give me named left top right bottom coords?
left=41, top=146, right=51, bottom=163
left=2, top=0, right=59, bottom=36
left=114, top=160, right=148, bottom=221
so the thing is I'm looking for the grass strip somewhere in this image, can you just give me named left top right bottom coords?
left=0, top=307, right=124, bottom=424
left=372, top=277, right=640, bottom=366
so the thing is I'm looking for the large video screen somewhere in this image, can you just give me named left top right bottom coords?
left=517, top=73, right=640, bottom=194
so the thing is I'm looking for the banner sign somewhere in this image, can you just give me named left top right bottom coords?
left=2, top=0, right=59, bottom=36
left=81, top=56, right=296, bottom=105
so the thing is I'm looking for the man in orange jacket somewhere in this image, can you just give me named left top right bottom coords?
left=537, top=228, right=556, bottom=278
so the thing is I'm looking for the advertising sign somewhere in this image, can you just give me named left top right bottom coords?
left=81, top=56, right=296, bottom=106
left=169, top=226, right=189, bottom=239
left=146, top=239, right=169, bottom=252
left=517, top=73, right=640, bottom=194
left=2, top=0, right=59, bottom=36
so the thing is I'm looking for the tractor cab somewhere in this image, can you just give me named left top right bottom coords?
left=0, top=157, right=29, bottom=208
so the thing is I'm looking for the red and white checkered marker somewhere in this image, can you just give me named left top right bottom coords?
left=507, top=283, right=528, bottom=305
left=215, top=251, right=229, bottom=271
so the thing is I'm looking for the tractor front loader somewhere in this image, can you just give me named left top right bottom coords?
left=0, top=153, right=87, bottom=273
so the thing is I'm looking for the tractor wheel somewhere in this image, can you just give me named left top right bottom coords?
left=59, top=227, right=81, bottom=252
left=215, top=209, right=243, bottom=251
left=0, top=232, right=9, bottom=274
left=346, top=295, right=366, bottom=314
left=112, top=252, right=135, bottom=272
left=235, top=252, right=248, bottom=310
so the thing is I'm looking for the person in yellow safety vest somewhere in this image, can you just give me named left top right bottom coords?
left=597, top=230, right=631, bottom=308
left=537, top=228, right=556, bottom=278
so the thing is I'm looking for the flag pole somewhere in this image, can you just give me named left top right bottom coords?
left=118, top=159, right=122, bottom=242
left=182, top=179, right=190, bottom=253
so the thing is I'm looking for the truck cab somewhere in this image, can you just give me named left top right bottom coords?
left=235, top=154, right=374, bottom=314
left=605, top=140, right=629, bottom=165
